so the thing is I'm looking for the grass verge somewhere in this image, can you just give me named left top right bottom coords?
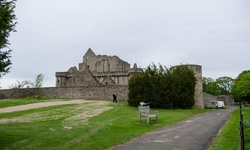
left=209, top=108, right=240, bottom=150
left=243, top=106, right=250, bottom=149
left=0, top=99, right=209, bottom=150
left=209, top=106, right=250, bottom=150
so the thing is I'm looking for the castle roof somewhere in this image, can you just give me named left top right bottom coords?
left=84, top=48, right=96, bottom=57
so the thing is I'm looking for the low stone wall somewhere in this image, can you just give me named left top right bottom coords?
left=217, top=95, right=234, bottom=106
left=203, top=93, right=217, bottom=105
left=203, top=93, right=234, bottom=106
left=0, top=85, right=129, bottom=100
left=0, top=87, right=234, bottom=107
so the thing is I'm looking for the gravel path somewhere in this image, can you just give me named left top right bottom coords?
left=0, top=99, right=105, bottom=113
left=112, top=106, right=237, bottom=150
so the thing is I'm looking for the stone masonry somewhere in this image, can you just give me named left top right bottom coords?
left=0, top=49, right=207, bottom=108
left=55, top=48, right=143, bottom=87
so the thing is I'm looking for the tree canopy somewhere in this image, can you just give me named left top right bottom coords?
left=202, top=76, right=234, bottom=96
left=128, top=64, right=196, bottom=109
left=202, top=77, right=219, bottom=95
left=216, top=76, right=234, bottom=95
left=0, top=0, right=17, bottom=77
left=231, top=70, right=250, bottom=103
left=34, top=73, right=44, bottom=88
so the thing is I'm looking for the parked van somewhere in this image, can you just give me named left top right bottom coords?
left=205, top=100, right=218, bottom=109
left=217, top=101, right=225, bottom=108
left=205, top=100, right=225, bottom=109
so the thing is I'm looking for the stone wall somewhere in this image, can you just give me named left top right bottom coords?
left=56, top=48, right=143, bottom=87
left=0, top=85, right=128, bottom=100
left=187, top=65, right=203, bottom=108
left=203, top=93, right=234, bottom=106
left=203, top=93, right=217, bottom=106
left=217, top=95, right=234, bottom=105
left=1, top=86, right=234, bottom=107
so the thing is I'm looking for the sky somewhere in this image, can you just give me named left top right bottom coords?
left=1, top=0, right=250, bottom=89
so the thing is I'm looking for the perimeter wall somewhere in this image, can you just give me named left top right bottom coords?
left=0, top=86, right=234, bottom=107
left=0, top=85, right=128, bottom=100
left=203, top=93, right=234, bottom=106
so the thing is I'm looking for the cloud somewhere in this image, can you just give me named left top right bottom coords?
left=0, top=0, right=250, bottom=89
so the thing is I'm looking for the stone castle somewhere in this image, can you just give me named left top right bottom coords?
left=55, top=48, right=143, bottom=87
left=0, top=48, right=234, bottom=108
left=54, top=48, right=204, bottom=108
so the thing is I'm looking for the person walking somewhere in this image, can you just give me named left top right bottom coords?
left=112, top=94, right=117, bottom=103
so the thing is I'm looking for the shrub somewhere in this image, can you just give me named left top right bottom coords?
left=128, top=64, right=196, bottom=109
left=170, top=66, right=196, bottom=109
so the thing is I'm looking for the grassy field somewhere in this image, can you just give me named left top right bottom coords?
left=243, top=106, right=250, bottom=149
left=0, top=98, right=210, bottom=150
left=209, top=106, right=250, bottom=150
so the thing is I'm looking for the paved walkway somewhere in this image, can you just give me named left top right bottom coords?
left=112, top=106, right=237, bottom=150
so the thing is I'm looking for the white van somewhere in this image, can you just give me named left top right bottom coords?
left=217, top=101, right=225, bottom=108
left=205, top=100, right=218, bottom=109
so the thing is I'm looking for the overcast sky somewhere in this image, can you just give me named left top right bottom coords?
left=1, top=0, right=250, bottom=89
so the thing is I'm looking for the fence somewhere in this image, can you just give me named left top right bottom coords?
left=239, top=101, right=244, bottom=150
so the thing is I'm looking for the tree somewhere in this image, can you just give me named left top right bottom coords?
left=216, top=76, right=234, bottom=95
left=9, top=74, right=44, bottom=89
left=0, top=0, right=17, bottom=77
left=202, top=76, right=234, bottom=96
left=9, top=80, right=33, bottom=89
left=171, top=65, right=196, bottom=109
left=34, top=73, right=44, bottom=88
left=128, top=64, right=196, bottom=109
left=231, top=70, right=250, bottom=103
left=202, top=77, right=220, bottom=95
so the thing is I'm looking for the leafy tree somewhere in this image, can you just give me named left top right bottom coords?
left=202, top=77, right=220, bottom=95
left=171, top=66, right=196, bottom=109
left=216, top=76, right=234, bottom=95
left=231, top=70, right=250, bottom=103
left=34, top=73, right=44, bottom=88
left=203, top=76, right=234, bottom=96
left=128, top=64, right=196, bottom=109
left=128, top=64, right=167, bottom=107
left=0, top=0, right=17, bottom=77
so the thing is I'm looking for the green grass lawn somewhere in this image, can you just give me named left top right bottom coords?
left=243, top=106, right=250, bottom=149
left=209, top=106, right=250, bottom=150
left=0, top=99, right=210, bottom=150
left=209, top=108, right=240, bottom=150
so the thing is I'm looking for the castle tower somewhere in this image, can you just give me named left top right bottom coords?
left=79, top=48, right=96, bottom=72
left=186, top=65, right=203, bottom=108
left=172, top=64, right=203, bottom=108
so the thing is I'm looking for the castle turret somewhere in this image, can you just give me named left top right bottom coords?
left=171, top=64, right=203, bottom=108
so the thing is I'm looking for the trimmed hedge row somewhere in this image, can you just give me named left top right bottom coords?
left=128, top=64, right=196, bottom=109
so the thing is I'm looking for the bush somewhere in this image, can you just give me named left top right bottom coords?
left=128, top=64, right=196, bottom=109
left=170, top=66, right=196, bottom=109
left=231, top=70, right=250, bottom=103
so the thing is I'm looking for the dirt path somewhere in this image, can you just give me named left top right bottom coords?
left=0, top=99, right=113, bottom=126
left=0, top=99, right=107, bottom=113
